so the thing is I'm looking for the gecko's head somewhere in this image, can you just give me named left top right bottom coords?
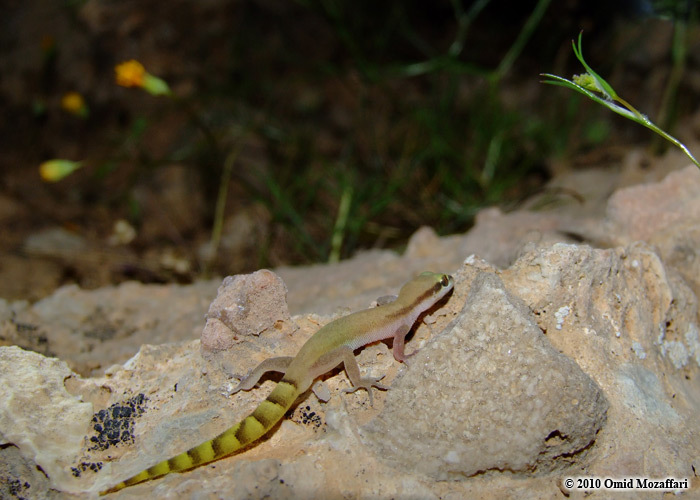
left=399, top=271, right=454, bottom=312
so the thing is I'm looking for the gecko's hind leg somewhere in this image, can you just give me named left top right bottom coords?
left=339, top=347, right=388, bottom=406
left=230, top=356, right=294, bottom=394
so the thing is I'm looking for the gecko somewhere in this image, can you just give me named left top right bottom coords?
left=100, top=271, right=454, bottom=494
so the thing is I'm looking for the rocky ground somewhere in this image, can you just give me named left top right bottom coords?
left=1, top=155, right=699, bottom=499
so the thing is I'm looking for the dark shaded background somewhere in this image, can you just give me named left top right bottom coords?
left=1, top=0, right=699, bottom=300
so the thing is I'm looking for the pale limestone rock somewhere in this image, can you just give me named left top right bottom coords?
left=1, top=168, right=699, bottom=499
left=606, top=165, right=700, bottom=244
left=199, top=269, right=300, bottom=377
left=0, top=279, right=219, bottom=376
left=2, top=238, right=699, bottom=498
left=403, top=226, right=442, bottom=258
left=0, top=346, right=94, bottom=493
left=455, top=207, right=581, bottom=268
left=23, top=227, right=87, bottom=255
left=201, top=269, right=294, bottom=353
left=360, top=272, right=608, bottom=478
left=607, top=165, right=700, bottom=297
left=0, top=444, right=52, bottom=499
left=498, top=242, right=698, bottom=482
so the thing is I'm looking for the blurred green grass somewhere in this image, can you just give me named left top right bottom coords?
left=34, top=0, right=699, bottom=274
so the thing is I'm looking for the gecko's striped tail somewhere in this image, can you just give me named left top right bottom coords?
left=100, top=379, right=299, bottom=495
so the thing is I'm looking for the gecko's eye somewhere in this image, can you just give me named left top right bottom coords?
left=440, top=275, right=450, bottom=287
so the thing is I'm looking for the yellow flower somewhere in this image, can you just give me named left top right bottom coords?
left=39, top=159, right=83, bottom=182
left=115, top=59, right=146, bottom=88
left=115, top=59, right=171, bottom=96
left=61, top=91, right=89, bottom=117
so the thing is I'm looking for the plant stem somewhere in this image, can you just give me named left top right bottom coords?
left=329, top=183, right=353, bottom=263
left=652, top=18, right=688, bottom=155
left=203, top=136, right=246, bottom=277
left=493, top=0, right=552, bottom=82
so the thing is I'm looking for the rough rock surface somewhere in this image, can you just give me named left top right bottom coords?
left=361, top=272, right=609, bottom=479
left=607, top=165, right=700, bottom=300
left=0, top=346, right=94, bottom=493
left=0, top=164, right=699, bottom=499
left=0, top=280, right=219, bottom=376
left=606, top=165, right=700, bottom=244
left=200, top=269, right=298, bottom=374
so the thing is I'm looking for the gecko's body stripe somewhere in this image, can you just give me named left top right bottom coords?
left=212, top=429, right=240, bottom=455
left=252, top=400, right=283, bottom=428
left=385, top=282, right=444, bottom=320
left=169, top=454, right=192, bottom=470
left=189, top=443, right=214, bottom=463
left=148, top=462, right=169, bottom=476
left=100, top=272, right=454, bottom=495
left=264, top=393, right=287, bottom=408
left=237, top=415, right=264, bottom=442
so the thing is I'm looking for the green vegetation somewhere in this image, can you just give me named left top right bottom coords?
left=541, top=32, right=699, bottom=169
left=36, top=1, right=700, bottom=277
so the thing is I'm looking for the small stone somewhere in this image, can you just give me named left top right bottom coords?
left=200, top=270, right=295, bottom=354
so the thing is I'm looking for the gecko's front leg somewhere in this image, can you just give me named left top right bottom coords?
left=391, top=324, right=413, bottom=362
